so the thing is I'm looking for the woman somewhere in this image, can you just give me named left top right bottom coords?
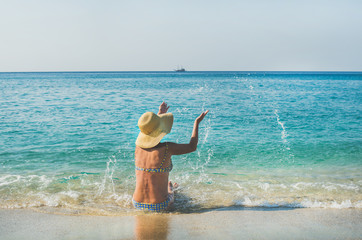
left=132, top=102, right=209, bottom=212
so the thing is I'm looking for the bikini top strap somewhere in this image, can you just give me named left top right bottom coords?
left=159, top=142, right=168, bottom=168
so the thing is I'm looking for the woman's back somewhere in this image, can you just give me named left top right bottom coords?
left=133, top=142, right=172, bottom=203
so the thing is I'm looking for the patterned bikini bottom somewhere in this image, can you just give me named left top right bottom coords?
left=132, top=194, right=173, bottom=212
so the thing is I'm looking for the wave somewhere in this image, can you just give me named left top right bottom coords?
left=0, top=173, right=361, bottom=215
left=233, top=198, right=362, bottom=209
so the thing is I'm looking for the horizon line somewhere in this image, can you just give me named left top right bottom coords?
left=1, top=70, right=362, bottom=73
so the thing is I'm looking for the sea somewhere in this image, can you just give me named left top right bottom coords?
left=0, top=71, right=361, bottom=215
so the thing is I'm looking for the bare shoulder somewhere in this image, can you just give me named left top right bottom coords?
left=167, top=142, right=196, bottom=156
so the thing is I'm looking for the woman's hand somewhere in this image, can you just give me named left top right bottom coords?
left=158, top=101, right=170, bottom=114
left=195, top=110, right=209, bottom=124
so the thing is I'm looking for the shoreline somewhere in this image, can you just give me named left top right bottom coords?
left=1, top=208, right=361, bottom=239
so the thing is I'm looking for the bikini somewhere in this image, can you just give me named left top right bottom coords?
left=133, top=142, right=173, bottom=212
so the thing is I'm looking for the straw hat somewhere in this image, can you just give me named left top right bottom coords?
left=136, top=112, right=174, bottom=148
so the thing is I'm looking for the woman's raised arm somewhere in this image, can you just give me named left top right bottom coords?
left=169, top=110, right=209, bottom=155
left=158, top=101, right=170, bottom=115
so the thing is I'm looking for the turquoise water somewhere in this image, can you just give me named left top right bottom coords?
left=0, top=71, right=361, bottom=215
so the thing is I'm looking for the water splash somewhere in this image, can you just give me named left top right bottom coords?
left=274, top=109, right=288, bottom=144
left=237, top=74, right=295, bottom=163
left=97, top=153, right=118, bottom=196
left=274, top=109, right=295, bottom=163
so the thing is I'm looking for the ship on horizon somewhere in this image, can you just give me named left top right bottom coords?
left=174, top=66, right=186, bottom=72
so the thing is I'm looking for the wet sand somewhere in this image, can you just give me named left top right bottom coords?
left=0, top=208, right=361, bottom=239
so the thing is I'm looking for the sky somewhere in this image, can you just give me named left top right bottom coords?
left=0, top=0, right=362, bottom=71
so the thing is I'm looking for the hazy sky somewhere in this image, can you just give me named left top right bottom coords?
left=1, top=0, right=361, bottom=71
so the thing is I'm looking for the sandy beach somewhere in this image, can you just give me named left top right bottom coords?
left=0, top=208, right=361, bottom=239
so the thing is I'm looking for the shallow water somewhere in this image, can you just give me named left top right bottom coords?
left=0, top=71, right=361, bottom=215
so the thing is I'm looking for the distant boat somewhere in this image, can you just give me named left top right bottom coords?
left=174, top=66, right=186, bottom=72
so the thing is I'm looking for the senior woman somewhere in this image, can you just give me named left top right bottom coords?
left=132, top=102, right=209, bottom=212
